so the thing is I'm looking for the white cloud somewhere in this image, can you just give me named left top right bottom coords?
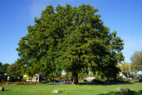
left=121, top=36, right=142, bottom=49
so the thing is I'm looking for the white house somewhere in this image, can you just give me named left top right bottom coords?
left=135, top=75, right=142, bottom=80
left=23, top=74, right=37, bottom=82
left=23, top=74, right=48, bottom=82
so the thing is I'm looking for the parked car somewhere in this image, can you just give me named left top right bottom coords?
left=65, top=79, right=70, bottom=83
left=92, top=79, right=106, bottom=85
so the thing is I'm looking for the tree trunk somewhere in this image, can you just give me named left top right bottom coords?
left=71, top=70, right=79, bottom=84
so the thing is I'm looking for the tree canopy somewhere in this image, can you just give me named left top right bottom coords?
left=0, top=62, right=2, bottom=67
left=0, top=62, right=10, bottom=72
left=16, top=3, right=125, bottom=84
left=130, top=51, right=142, bottom=73
left=6, top=63, right=21, bottom=78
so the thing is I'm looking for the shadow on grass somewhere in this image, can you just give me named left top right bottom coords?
left=106, top=83, right=133, bottom=85
left=40, top=81, right=140, bottom=85
left=4, top=90, right=9, bottom=91
left=46, top=82, right=134, bottom=85
left=0, top=90, right=9, bottom=92
left=78, top=82, right=133, bottom=86
left=98, top=90, right=142, bottom=95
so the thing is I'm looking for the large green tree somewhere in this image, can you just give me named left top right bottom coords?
left=130, top=51, right=142, bottom=73
left=56, top=4, right=124, bottom=83
left=16, top=3, right=124, bottom=84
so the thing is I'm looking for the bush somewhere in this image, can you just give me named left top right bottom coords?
left=9, top=77, right=14, bottom=82
left=139, top=79, right=142, bottom=82
left=103, top=78, right=106, bottom=81
left=56, top=78, right=60, bottom=82
left=113, top=79, right=122, bottom=82
left=47, top=78, right=51, bottom=82
left=0, top=76, right=7, bottom=82
left=95, top=77, right=99, bottom=80
left=131, top=79, right=137, bottom=81
left=84, top=79, right=87, bottom=82
left=119, top=76, right=124, bottom=81
left=125, top=78, right=131, bottom=82
left=29, top=82, right=37, bottom=84
left=15, top=82, right=37, bottom=85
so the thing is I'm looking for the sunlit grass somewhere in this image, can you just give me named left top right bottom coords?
left=0, top=84, right=142, bottom=95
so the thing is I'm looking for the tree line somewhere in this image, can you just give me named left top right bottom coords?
left=0, top=62, right=9, bottom=72
left=0, top=48, right=142, bottom=81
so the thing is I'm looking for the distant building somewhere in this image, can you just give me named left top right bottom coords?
left=118, top=72, right=134, bottom=79
left=23, top=73, right=48, bottom=82
left=135, top=74, right=142, bottom=80
left=84, top=77, right=100, bottom=82
left=0, top=72, right=7, bottom=76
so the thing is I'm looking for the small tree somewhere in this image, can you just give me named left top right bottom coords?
left=130, top=51, right=142, bottom=75
left=0, top=62, right=2, bottom=67
left=6, top=63, right=21, bottom=79
left=0, top=63, right=10, bottom=72
left=60, top=74, right=65, bottom=80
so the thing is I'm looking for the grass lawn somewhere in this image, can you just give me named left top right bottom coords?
left=0, top=84, right=142, bottom=95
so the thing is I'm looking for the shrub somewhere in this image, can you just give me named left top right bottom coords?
left=47, top=79, right=51, bottom=82
left=0, top=76, right=2, bottom=82
left=9, top=77, right=14, bottom=82
left=95, top=77, right=99, bottom=80
left=0, top=76, right=7, bottom=82
left=28, top=82, right=37, bottom=85
left=7, top=82, right=13, bottom=84
left=84, top=79, right=87, bottom=82
left=103, top=78, right=106, bottom=81
left=1, top=79, right=5, bottom=82
left=119, top=76, right=124, bottom=81
left=139, top=79, right=142, bottom=82
left=125, top=78, right=131, bottom=82
left=56, top=78, right=60, bottom=82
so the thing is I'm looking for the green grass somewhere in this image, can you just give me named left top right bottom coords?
left=0, top=84, right=142, bottom=95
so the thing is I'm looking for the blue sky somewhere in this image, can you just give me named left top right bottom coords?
left=0, top=0, right=142, bottom=74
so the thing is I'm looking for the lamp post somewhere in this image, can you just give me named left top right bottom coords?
left=36, top=75, right=38, bottom=83
left=38, top=73, right=40, bottom=85
left=7, top=75, right=10, bottom=85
